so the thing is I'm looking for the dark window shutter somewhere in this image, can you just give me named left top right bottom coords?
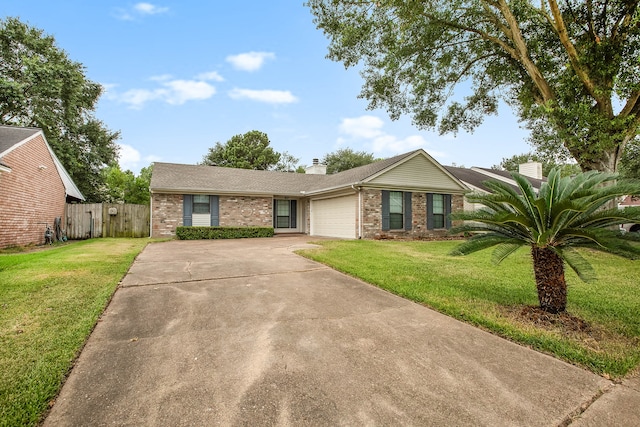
left=290, top=200, right=297, bottom=228
left=404, top=192, right=412, bottom=231
left=426, top=193, right=434, bottom=230
left=273, top=199, right=276, bottom=228
left=210, top=196, right=219, bottom=226
left=183, top=195, right=193, bottom=226
left=381, top=190, right=390, bottom=231
left=445, top=194, right=452, bottom=229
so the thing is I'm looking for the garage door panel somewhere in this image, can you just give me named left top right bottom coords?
left=311, top=195, right=356, bottom=239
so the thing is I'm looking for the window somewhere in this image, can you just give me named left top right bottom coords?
left=193, top=195, right=210, bottom=214
left=432, top=194, right=445, bottom=229
left=274, top=199, right=297, bottom=229
left=382, top=191, right=412, bottom=231
left=427, top=193, right=451, bottom=230
left=389, top=191, right=404, bottom=230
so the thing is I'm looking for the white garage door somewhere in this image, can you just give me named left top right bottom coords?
left=311, top=195, right=356, bottom=239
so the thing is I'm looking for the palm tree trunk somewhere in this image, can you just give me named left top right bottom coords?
left=531, top=246, right=567, bottom=313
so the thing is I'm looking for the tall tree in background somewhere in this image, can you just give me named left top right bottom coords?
left=493, top=152, right=581, bottom=177
left=0, top=17, right=119, bottom=201
left=102, top=164, right=152, bottom=205
left=307, top=1, right=640, bottom=174
left=201, top=131, right=281, bottom=170
left=322, top=148, right=376, bottom=174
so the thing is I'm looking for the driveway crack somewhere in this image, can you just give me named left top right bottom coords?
left=559, top=381, right=616, bottom=426
left=121, top=266, right=331, bottom=288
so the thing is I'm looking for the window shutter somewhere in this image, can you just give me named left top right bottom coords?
left=404, top=192, right=412, bottom=231
left=445, top=194, right=452, bottom=229
left=272, top=199, right=276, bottom=228
left=183, top=195, right=193, bottom=226
left=290, top=200, right=297, bottom=228
left=426, top=193, right=434, bottom=230
left=381, top=190, right=390, bottom=231
left=210, top=196, right=219, bottom=226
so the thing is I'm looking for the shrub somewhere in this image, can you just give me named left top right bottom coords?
left=176, top=226, right=274, bottom=240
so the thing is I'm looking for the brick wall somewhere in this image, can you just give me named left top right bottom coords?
left=151, top=193, right=183, bottom=238
left=151, top=194, right=274, bottom=237
left=219, top=196, right=272, bottom=227
left=361, top=189, right=465, bottom=240
left=0, top=135, right=67, bottom=248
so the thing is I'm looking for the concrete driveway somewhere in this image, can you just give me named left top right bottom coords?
left=44, top=236, right=637, bottom=426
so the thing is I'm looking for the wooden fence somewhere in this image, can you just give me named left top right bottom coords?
left=65, top=203, right=150, bottom=239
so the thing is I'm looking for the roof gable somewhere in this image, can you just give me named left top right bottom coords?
left=365, top=150, right=466, bottom=192
left=0, top=125, right=84, bottom=201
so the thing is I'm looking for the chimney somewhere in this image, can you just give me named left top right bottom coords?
left=305, top=158, right=327, bottom=175
left=519, top=162, right=543, bottom=180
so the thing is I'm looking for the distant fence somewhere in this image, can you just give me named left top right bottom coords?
left=65, top=203, right=150, bottom=239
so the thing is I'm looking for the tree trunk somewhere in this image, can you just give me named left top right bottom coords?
left=531, top=245, right=567, bottom=313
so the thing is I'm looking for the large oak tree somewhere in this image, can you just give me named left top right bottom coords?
left=201, top=131, right=282, bottom=170
left=307, top=1, right=640, bottom=173
left=0, top=17, right=119, bottom=201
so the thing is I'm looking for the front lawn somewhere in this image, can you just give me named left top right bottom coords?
left=299, top=240, right=640, bottom=379
left=0, top=239, right=148, bottom=427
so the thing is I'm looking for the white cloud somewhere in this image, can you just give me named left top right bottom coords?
left=197, top=71, right=225, bottom=82
left=112, top=75, right=217, bottom=109
left=338, top=115, right=440, bottom=156
left=229, top=88, right=298, bottom=104
left=118, top=144, right=141, bottom=171
left=226, top=52, right=275, bottom=72
left=135, top=2, right=169, bottom=15
left=114, top=3, right=168, bottom=20
left=163, top=80, right=216, bottom=104
left=339, top=115, right=385, bottom=139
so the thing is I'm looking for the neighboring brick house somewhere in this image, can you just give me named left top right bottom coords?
left=150, top=149, right=468, bottom=239
left=0, top=126, right=85, bottom=248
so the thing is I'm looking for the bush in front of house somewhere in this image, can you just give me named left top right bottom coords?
left=176, top=226, right=274, bottom=240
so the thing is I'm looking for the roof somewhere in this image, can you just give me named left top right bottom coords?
left=151, top=149, right=465, bottom=196
left=0, top=125, right=85, bottom=201
left=445, top=166, right=545, bottom=193
left=0, top=125, right=41, bottom=154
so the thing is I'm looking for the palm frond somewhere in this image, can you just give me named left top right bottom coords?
left=557, top=247, right=597, bottom=282
left=491, top=241, right=526, bottom=264
left=450, top=233, right=517, bottom=256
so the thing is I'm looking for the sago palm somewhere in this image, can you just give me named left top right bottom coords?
left=450, top=168, right=640, bottom=313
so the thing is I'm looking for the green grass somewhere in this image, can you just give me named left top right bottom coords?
left=299, top=240, right=640, bottom=379
left=0, top=239, right=148, bottom=427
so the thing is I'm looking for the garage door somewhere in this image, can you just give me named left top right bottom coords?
left=311, top=195, right=356, bottom=239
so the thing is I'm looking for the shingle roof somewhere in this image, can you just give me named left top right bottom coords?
left=0, top=126, right=41, bottom=155
left=444, top=165, right=545, bottom=193
left=151, top=150, right=422, bottom=195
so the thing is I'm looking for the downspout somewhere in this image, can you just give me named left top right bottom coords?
left=149, top=189, right=153, bottom=238
left=351, top=185, right=362, bottom=239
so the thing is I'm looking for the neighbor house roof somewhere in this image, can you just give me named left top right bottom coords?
left=0, top=125, right=85, bottom=201
left=151, top=149, right=467, bottom=196
left=445, top=165, right=545, bottom=194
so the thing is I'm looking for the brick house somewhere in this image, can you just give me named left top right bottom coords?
left=0, top=126, right=85, bottom=248
left=150, top=149, right=468, bottom=239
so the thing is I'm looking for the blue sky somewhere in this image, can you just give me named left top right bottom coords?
left=3, top=1, right=532, bottom=174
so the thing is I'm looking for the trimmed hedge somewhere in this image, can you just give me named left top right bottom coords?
left=176, top=226, right=274, bottom=240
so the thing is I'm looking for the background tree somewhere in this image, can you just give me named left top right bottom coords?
left=619, top=141, right=640, bottom=180
left=451, top=169, right=640, bottom=313
left=322, top=148, right=376, bottom=174
left=201, top=131, right=281, bottom=170
left=307, top=1, right=640, bottom=174
left=0, top=17, right=119, bottom=201
left=102, top=164, right=152, bottom=205
left=273, top=151, right=303, bottom=172
left=493, top=152, right=581, bottom=177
